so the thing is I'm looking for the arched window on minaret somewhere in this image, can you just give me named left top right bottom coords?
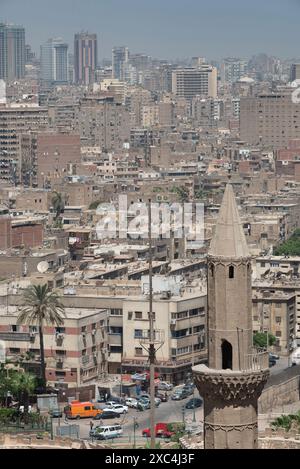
left=221, top=339, right=232, bottom=370
left=229, top=265, right=234, bottom=279
left=210, top=264, right=214, bottom=277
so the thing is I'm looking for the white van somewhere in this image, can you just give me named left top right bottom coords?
left=91, top=424, right=123, bottom=440
left=292, top=348, right=300, bottom=366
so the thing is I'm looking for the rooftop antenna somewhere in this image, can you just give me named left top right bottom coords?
left=140, top=199, right=164, bottom=449
left=37, top=261, right=49, bottom=273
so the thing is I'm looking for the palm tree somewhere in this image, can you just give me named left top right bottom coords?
left=17, top=284, right=66, bottom=389
left=51, top=191, right=65, bottom=220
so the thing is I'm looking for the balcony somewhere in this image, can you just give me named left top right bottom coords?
left=0, top=332, right=31, bottom=342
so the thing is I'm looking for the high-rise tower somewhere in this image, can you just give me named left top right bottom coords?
left=74, top=32, right=97, bottom=85
left=193, top=184, right=269, bottom=449
left=40, top=38, right=68, bottom=85
left=0, top=23, right=25, bottom=81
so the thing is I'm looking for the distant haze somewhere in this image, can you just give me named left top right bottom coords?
left=1, top=0, right=300, bottom=60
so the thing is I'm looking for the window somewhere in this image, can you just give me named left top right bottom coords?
left=210, top=264, right=214, bottom=277
left=275, top=316, right=281, bottom=324
left=55, top=327, right=65, bottom=333
left=55, top=371, right=66, bottom=377
left=56, top=350, right=66, bottom=356
left=221, top=340, right=232, bottom=370
left=81, top=326, right=86, bottom=333
left=229, top=266, right=234, bottom=279
left=135, top=311, right=143, bottom=319
left=11, top=325, right=19, bottom=332
left=111, top=309, right=122, bottom=316
left=275, top=331, right=282, bottom=337
left=134, top=329, right=143, bottom=339
left=128, top=311, right=133, bottom=320
left=110, top=346, right=122, bottom=353
left=275, top=303, right=281, bottom=309
left=9, top=348, right=20, bottom=354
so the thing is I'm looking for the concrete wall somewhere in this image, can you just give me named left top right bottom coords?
left=259, top=366, right=300, bottom=413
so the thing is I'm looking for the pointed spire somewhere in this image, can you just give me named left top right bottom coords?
left=208, top=184, right=250, bottom=259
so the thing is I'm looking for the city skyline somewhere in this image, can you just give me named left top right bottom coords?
left=1, top=0, right=300, bottom=60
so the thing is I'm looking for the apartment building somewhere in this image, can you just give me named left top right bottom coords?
left=172, top=66, right=217, bottom=100
left=240, top=92, right=300, bottom=149
left=0, top=305, right=108, bottom=388
left=0, top=105, right=48, bottom=183
left=252, top=288, right=296, bottom=356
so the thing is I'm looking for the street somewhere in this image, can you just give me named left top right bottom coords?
left=52, top=391, right=203, bottom=442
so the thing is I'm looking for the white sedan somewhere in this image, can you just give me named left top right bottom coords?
left=103, top=403, right=128, bottom=414
left=125, top=398, right=138, bottom=408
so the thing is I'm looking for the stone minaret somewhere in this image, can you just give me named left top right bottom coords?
left=193, top=184, right=269, bottom=449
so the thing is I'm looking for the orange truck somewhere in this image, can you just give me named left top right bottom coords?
left=64, top=401, right=102, bottom=419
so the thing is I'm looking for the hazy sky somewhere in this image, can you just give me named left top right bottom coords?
left=1, top=0, right=300, bottom=60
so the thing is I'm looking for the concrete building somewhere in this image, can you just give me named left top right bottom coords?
left=172, top=66, right=217, bottom=100
left=0, top=23, right=25, bottom=81
left=0, top=105, right=48, bottom=183
left=240, top=92, right=300, bottom=149
left=290, top=63, right=300, bottom=82
left=112, top=46, right=129, bottom=81
left=221, top=58, right=247, bottom=84
left=193, top=184, right=269, bottom=449
left=74, top=32, right=97, bottom=85
left=40, top=38, right=69, bottom=85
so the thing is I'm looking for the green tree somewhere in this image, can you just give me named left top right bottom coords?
left=274, top=229, right=300, bottom=256
left=10, top=372, right=36, bottom=415
left=253, top=332, right=276, bottom=349
left=88, top=200, right=102, bottom=210
left=170, top=186, right=189, bottom=202
left=51, top=191, right=65, bottom=220
left=17, top=284, right=66, bottom=389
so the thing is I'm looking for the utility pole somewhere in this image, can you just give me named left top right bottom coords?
left=139, top=199, right=164, bottom=450
left=148, top=199, right=156, bottom=450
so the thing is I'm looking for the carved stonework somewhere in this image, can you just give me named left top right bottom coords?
left=193, top=368, right=270, bottom=402
left=204, top=421, right=258, bottom=432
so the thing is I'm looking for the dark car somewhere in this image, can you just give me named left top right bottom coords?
left=269, top=357, right=276, bottom=367
left=94, top=411, right=120, bottom=420
left=49, top=409, right=63, bottom=418
left=185, top=398, right=203, bottom=409
left=156, top=392, right=168, bottom=402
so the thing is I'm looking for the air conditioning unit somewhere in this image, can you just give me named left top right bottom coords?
left=170, top=319, right=176, bottom=326
left=56, top=333, right=64, bottom=340
left=29, top=331, right=37, bottom=338
left=92, top=329, right=97, bottom=335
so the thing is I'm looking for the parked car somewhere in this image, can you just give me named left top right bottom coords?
left=138, top=396, right=160, bottom=406
left=49, top=408, right=62, bottom=418
left=156, top=392, right=168, bottom=402
left=269, top=353, right=280, bottom=360
left=142, top=423, right=174, bottom=438
left=269, top=357, right=276, bottom=367
left=182, top=384, right=195, bottom=396
left=90, top=424, right=123, bottom=440
left=125, top=398, right=138, bottom=408
left=171, top=389, right=190, bottom=400
left=157, top=381, right=173, bottom=391
left=137, top=400, right=150, bottom=411
left=94, top=411, right=120, bottom=420
left=102, top=403, right=128, bottom=414
left=107, top=396, right=124, bottom=404
left=185, top=398, right=203, bottom=409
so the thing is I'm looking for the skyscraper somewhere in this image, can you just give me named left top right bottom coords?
left=74, top=32, right=97, bottom=85
left=0, top=23, right=25, bottom=81
left=112, top=46, right=129, bottom=80
left=193, top=184, right=269, bottom=449
left=40, top=38, right=68, bottom=85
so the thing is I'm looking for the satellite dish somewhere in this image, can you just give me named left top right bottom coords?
left=37, top=261, right=49, bottom=273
